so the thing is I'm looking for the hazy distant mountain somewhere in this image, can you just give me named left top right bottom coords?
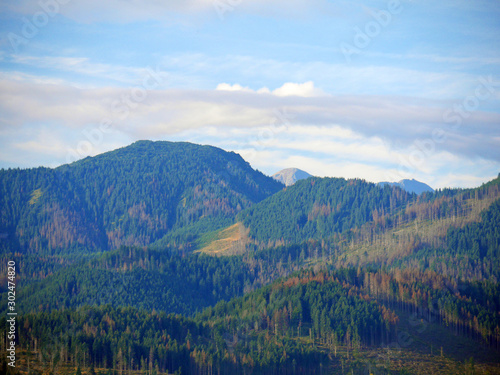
left=378, top=178, right=434, bottom=195
left=272, top=168, right=313, bottom=186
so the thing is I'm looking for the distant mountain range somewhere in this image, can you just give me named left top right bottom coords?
left=272, top=168, right=434, bottom=195
left=378, top=178, right=434, bottom=195
left=272, top=168, right=313, bottom=186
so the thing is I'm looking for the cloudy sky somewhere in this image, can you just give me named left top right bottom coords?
left=1, top=0, right=499, bottom=188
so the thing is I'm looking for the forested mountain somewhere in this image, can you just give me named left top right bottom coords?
left=0, top=141, right=283, bottom=255
left=0, top=142, right=499, bottom=375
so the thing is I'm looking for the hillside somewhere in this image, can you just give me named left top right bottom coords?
left=198, top=268, right=500, bottom=374
left=3, top=269, right=499, bottom=375
left=238, top=177, right=415, bottom=244
left=0, top=141, right=283, bottom=256
left=237, top=175, right=500, bottom=250
left=11, top=196, right=499, bottom=318
left=1, top=246, right=256, bottom=316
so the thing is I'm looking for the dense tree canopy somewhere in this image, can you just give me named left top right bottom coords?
left=239, top=177, right=414, bottom=244
left=0, top=141, right=283, bottom=255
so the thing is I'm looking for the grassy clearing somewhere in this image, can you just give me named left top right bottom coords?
left=196, top=222, right=249, bottom=255
left=28, top=189, right=42, bottom=205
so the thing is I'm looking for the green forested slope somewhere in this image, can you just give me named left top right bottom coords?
left=238, top=177, right=414, bottom=244
left=3, top=269, right=499, bottom=375
left=0, top=270, right=398, bottom=375
left=0, top=141, right=283, bottom=255
left=1, top=246, right=254, bottom=316
left=238, top=174, right=500, bottom=248
left=9, top=177, right=499, bottom=330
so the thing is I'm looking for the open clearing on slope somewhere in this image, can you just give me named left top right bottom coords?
left=196, top=223, right=249, bottom=255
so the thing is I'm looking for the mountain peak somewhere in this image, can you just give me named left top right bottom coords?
left=378, top=178, right=434, bottom=195
left=272, top=168, right=313, bottom=186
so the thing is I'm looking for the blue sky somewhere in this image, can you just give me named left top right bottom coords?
left=0, top=0, right=499, bottom=188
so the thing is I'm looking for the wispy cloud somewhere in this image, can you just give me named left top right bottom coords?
left=1, top=0, right=331, bottom=23
left=170, top=121, right=500, bottom=189
left=160, top=53, right=498, bottom=99
left=7, top=55, right=156, bottom=86
left=5, top=51, right=497, bottom=100
left=1, top=76, right=499, bottom=166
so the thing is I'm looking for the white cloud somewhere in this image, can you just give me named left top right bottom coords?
left=216, top=83, right=253, bottom=92
left=8, top=51, right=498, bottom=102
left=286, top=125, right=361, bottom=140
left=216, top=81, right=327, bottom=97
left=160, top=53, right=495, bottom=100
left=272, top=81, right=326, bottom=97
